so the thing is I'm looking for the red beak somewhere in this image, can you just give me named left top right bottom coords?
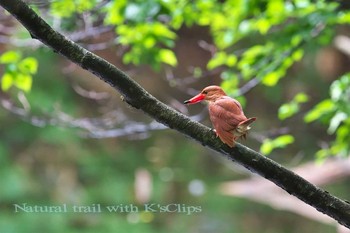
left=184, top=93, right=205, bottom=104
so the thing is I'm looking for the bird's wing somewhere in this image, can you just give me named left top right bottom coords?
left=216, top=124, right=235, bottom=147
left=209, top=97, right=247, bottom=128
left=208, top=97, right=248, bottom=147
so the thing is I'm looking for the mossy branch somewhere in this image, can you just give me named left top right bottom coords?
left=1, top=0, right=350, bottom=228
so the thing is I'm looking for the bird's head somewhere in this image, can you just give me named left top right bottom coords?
left=184, top=85, right=226, bottom=104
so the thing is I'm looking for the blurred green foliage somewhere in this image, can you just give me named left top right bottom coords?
left=278, top=93, right=309, bottom=120
left=50, top=0, right=99, bottom=17
left=305, top=74, right=350, bottom=161
left=0, top=51, right=38, bottom=92
left=260, top=134, right=295, bottom=155
left=1, top=0, right=350, bottom=232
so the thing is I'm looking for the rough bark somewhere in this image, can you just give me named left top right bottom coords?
left=1, top=0, right=350, bottom=228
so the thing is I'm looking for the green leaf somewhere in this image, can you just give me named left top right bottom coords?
left=291, top=35, right=302, bottom=46
left=125, top=2, right=160, bottom=23
left=328, top=111, right=347, bottom=134
left=260, top=135, right=295, bottom=155
left=1, top=73, right=13, bottom=91
left=262, top=72, right=281, bottom=86
left=330, top=79, right=343, bottom=101
left=291, top=49, right=304, bottom=61
left=295, top=93, right=309, bottom=103
left=267, top=0, right=285, bottom=17
left=304, top=99, right=335, bottom=122
left=315, top=149, right=329, bottom=164
left=158, top=49, right=177, bottom=66
left=278, top=93, right=308, bottom=120
left=14, top=73, right=32, bottom=92
left=273, top=135, right=295, bottom=147
left=50, top=0, right=75, bottom=18
left=142, top=37, right=156, bottom=49
left=152, top=23, right=176, bottom=39
left=76, top=0, right=97, bottom=13
left=278, top=102, right=298, bottom=120
left=221, top=72, right=240, bottom=96
left=242, top=45, right=265, bottom=59
left=338, top=12, right=350, bottom=24
left=0, top=51, right=21, bottom=64
left=260, top=139, right=273, bottom=155
left=207, top=52, right=227, bottom=70
left=255, top=18, right=271, bottom=34
left=18, top=57, right=38, bottom=74
left=103, top=0, right=127, bottom=25
left=226, top=54, right=238, bottom=67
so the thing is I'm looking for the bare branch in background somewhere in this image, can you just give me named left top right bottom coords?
left=71, top=84, right=110, bottom=101
left=0, top=93, right=206, bottom=139
left=0, top=8, right=113, bottom=51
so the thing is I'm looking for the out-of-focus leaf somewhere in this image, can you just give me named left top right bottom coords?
left=18, top=57, right=38, bottom=74
left=255, top=18, right=271, bottom=34
left=152, top=23, right=176, bottom=39
left=221, top=72, right=240, bottom=96
left=50, top=0, right=97, bottom=17
left=0, top=51, right=21, bottom=64
left=1, top=73, right=13, bottom=91
left=273, top=135, right=295, bottom=147
left=241, top=45, right=265, bottom=60
left=142, top=37, right=156, bottom=49
left=260, top=135, right=295, bottom=155
left=207, top=52, right=227, bottom=70
left=315, top=149, right=329, bottom=164
left=104, top=0, right=127, bottom=25
left=279, top=92, right=309, bottom=120
left=260, top=139, right=273, bottom=155
left=328, top=111, right=347, bottom=134
left=14, top=73, right=32, bottom=92
left=291, top=49, right=304, bottom=61
left=305, top=73, right=350, bottom=158
left=76, top=0, right=96, bottom=13
left=291, top=35, right=302, bottom=46
left=262, top=72, right=281, bottom=86
left=158, top=49, right=177, bottom=66
left=338, top=11, right=350, bottom=24
left=267, top=0, right=285, bottom=17
left=278, top=102, right=298, bottom=120
left=330, top=80, right=343, bottom=101
left=0, top=53, right=37, bottom=93
left=116, top=22, right=176, bottom=67
left=50, top=0, right=75, bottom=17
left=125, top=2, right=160, bottom=23
left=226, top=54, right=238, bottom=67
left=304, top=99, right=335, bottom=122
left=295, top=93, right=309, bottom=103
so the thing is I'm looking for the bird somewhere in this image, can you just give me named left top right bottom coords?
left=184, top=85, right=256, bottom=147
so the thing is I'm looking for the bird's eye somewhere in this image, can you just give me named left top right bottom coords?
left=202, top=91, right=208, bottom=94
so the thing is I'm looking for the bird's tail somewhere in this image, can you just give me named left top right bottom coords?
left=234, top=117, right=257, bottom=140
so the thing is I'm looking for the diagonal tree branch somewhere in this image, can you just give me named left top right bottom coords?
left=1, top=0, right=350, bottom=228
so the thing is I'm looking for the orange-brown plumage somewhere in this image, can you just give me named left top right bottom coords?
left=184, top=85, right=256, bottom=147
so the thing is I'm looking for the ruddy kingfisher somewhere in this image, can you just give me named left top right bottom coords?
left=184, top=85, right=256, bottom=147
